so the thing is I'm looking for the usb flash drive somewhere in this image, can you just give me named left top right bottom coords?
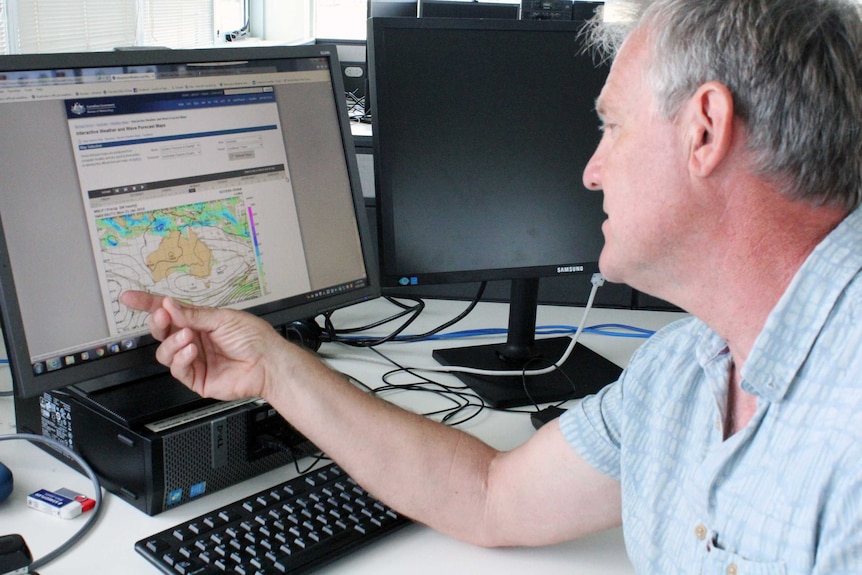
left=55, top=488, right=96, bottom=512
left=26, top=489, right=83, bottom=519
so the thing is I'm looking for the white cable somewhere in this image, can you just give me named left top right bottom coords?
left=323, top=273, right=606, bottom=379
left=428, top=272, right=605, bottom=377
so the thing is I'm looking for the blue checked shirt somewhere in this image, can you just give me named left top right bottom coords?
left=561, top=208, right=862, bottom=574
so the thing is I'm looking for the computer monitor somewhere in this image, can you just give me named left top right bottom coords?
left=572, top=1, right=604, bottom=21
left=368, top=17, right=621, bottom=408
left=419, top=1, right=520, bottom=19
left=368, top=0, right=419, bottom=18
left=0, top=45, right=378, bottom=400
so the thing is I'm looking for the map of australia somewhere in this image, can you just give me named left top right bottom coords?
left=97, top=197, right=262, bottom=334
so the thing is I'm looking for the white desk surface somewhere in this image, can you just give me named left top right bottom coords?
left=0, top=298, right=686, bottom=574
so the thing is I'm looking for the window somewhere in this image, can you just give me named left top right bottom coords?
left=312, top=0, right=524, bottom=41
left=214, top=0, right=247, bottom=41
left=140, top=0, right=215, bottom=48
left=0, top=0, right=255, bottom=54
left=0, top=0, right=7, bottom=55
left=7, top=0, right=137, bottom=53
left=314, top=0, right=366, bottom=40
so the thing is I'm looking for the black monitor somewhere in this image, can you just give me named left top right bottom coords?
left=419, top=1, right=520, bottom=19
left=368, top=0, right=419, bottom=18
left=572, top=2, right=604, bottom=21
left=368, top=17, right=621, bottom=408
left=0, top=45, right=378, bottom=400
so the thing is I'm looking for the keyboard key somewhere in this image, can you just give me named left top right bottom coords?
left=145, top=538, right=171, bottom=555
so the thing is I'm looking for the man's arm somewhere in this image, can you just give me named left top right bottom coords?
left=264, top=354, right=622, bottom=547
left=121, top=291, right=622, bottom=547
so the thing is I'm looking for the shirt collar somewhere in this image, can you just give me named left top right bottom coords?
left=741, top=208, right=862, bottom=402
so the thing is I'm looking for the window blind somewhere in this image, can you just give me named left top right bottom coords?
left=141, top=0, right=215, bottom=48
left=13, top=0, right=137, bottom=53
left=0, top=0, right=8, bottom=55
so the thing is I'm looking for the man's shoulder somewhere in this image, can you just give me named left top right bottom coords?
left=615, top=315, right=717, bottom=403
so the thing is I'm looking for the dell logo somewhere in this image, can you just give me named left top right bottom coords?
left=210, top=417, right=228, bottom=468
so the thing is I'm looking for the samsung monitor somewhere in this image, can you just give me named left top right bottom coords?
left=368, top=17, right=620, bottom=408
left=0, top=45, right=378, bottom=401
left=419, top=1, right=520, bottom=19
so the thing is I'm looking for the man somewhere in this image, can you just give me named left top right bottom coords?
left=122, top=0, right=862, bottom=572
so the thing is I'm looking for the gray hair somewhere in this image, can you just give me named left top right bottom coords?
left=586, top=0, right=862, bottom=212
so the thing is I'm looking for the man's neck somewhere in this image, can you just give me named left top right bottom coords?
left=716, top=202, right=842, bottom=366
left=677, top=190, right=846, bottom=371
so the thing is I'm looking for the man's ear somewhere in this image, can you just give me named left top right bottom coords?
left=685, top=81, right=735, bottom=177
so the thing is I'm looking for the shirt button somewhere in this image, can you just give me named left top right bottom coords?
left=695, top=524, right=708, bottom=540
left=727, top=563, right=738, bottom=575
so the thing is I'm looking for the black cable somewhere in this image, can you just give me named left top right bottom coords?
left=325, top=283, right=487, bottom=348
left=365, top=347, right=487, bottom=427
left=361, top=336, right=575, bottom=420
left=322, top=296, right=426, bottom=346
left=389, top=282, right=486, bottom=343
left=325, top=296, right=425, bottom=336
left=516, top=355, right=578, bottom=413
left=255, top=435, right=330, bottom=476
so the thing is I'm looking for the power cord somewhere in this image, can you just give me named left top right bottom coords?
left=254, top=435, right=330, bottom=476
left=362, top=349, right=488, bottom=426
left=0, top=433, right=103, bottom=572
left=323, top=295, right=426, bottom=346
left=323, top=283, right=487, bottom=347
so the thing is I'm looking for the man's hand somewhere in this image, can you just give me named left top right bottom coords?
left=120, top=290, right=293, bottom=401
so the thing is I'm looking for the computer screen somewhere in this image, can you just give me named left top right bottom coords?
left=0, top=45, right=378, bottom=399
left=368, top=17, right=620, bottom=407
left=419, top=1, right=520, bottom=19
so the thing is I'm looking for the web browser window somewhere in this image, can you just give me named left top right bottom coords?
left=67, top=85, right=310, bottom=336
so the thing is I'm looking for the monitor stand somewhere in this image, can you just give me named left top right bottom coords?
left=432, top=278, right=622, bottom=408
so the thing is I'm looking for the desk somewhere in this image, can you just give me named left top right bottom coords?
left=0, top=298, right=685, bottom=574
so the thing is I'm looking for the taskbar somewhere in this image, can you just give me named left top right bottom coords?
left=32, top=335, right=145, bottom=377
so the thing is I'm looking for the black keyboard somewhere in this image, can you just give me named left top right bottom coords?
left=135, top=462, right=411, bottom=575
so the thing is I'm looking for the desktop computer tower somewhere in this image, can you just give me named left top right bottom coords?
left=14, top=376, right=316, bottom=515
left=520, top=1, right=603, bottom=21
left=521, top=0, right=572, bottom=20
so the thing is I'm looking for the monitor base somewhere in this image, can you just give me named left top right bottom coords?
left=433, top=336, right=621, bottom=408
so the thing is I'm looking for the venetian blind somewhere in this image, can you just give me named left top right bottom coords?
left=13, top=0, right=137, bottom=53
left=140, top=0, right=215, bottom=48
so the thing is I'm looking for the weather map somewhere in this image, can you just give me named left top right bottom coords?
left=97, top=197, right=263, bottom=334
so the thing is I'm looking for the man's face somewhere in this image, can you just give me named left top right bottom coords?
left=582, top=30, right=697, bottom=296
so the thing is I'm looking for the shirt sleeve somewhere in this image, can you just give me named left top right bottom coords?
left=559, top=316, right=698, bottom=482
left=559, top=374, right=624, bottom=480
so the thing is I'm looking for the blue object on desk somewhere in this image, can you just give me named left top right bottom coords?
left=0, top=460, right=12, bottom=502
